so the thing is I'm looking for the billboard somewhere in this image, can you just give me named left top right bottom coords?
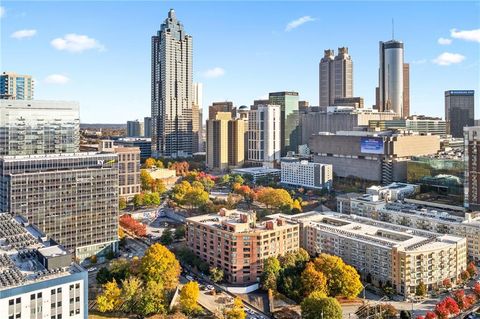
left=360, top=137, right=384, bottom=154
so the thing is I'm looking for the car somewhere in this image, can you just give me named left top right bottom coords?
left=87, top=267, right=97, bottom=272
left=186, top=275, right=194, bottom=281
left=206, top=285, right=214, bottom=291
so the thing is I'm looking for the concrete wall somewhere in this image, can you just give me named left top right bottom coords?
left=313, top=154, right=383, bottom=181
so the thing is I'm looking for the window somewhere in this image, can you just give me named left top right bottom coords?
left=51, top=289, right=56, bottom=295
left=31, top=294, right=36, bottom=300
left=57, top=288, right=62, bottom=293
left=37, top=292, right=42, bottom=298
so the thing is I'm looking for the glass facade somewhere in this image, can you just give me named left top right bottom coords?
left=269, top=92, right=299, bottom=155
left=0, top=100, right=80, bottom=156
left=407, top=156, right=464, bottom=196
left=0, top=72, right=34, bottom=100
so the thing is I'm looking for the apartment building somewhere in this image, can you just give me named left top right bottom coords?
left=0, top=152, right=119, bottom=261
left=0, top=213, right=87, bottom=319
left=339, top=196, right=480, bottom=262
left=247, top=105, right=281, bottom=167
left=280, top=158, right=333, bottom=190
left=186, top=209, right=299, bottom=285
left=0, top=71, right=34, bottom=100
left=284, top=212, right=466, bottom=297
left=464, top=127, right=480, bottom=210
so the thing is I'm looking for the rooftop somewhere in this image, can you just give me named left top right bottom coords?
left=0, top=213, right=84, bottom=292
left=231, top=167, right=281, bottom=174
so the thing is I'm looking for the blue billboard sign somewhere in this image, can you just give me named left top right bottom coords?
left=360, top=137, right=384, bottom=154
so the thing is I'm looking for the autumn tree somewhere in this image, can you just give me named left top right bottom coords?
left=474, top=282, right=480, bottom=297
left=300, top=291, right=342, bottom=319
left=209, top=267, right=224, bottom=283
left=467, top=261, right=478, bottom=277
left=144, top=158, right=157, bottom=168
left=121, top=276, right=143, bottom=313
left=140, top=243, right=181, bottom=290
left=292, top=199, right=302, bottom=214
left=261, top=257, right=281, bottom=291
left=137, top=280, right=167, bottom=316
left=434, top=300, right=449, bottom=319
left=301, top=262, right=327, bottom=296
left=96, top=280, right=122, bottom=312
left=179, top=281, right=202, bottom=315
left=224, top=297, right=246, bottom=319
left=256, top=187, right=293, bottom=211
left=460, top=270, right=470, bottom=282
left=425, top=312, right=437, bottom=319
left=443, top=297, right=460, bottom=315
left=442, top=278, right=452, bottom=289
left=415, top=281, right=427, bottom=297
left=119, top=197, right=127, bottom=210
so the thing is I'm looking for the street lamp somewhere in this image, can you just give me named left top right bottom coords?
left=362, top=283, right=371, bottom=300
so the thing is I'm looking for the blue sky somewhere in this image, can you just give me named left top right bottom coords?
left=1, top=1, right=479, bottom=123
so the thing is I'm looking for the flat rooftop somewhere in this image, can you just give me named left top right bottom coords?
left=0, top=213, right=84, bottom=292
left=231, top=167, right=281, bottom=174
left=0, top=152, right=115, bottom=161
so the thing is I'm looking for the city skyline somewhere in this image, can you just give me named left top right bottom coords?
left=1, top=1, right=479, bottom=123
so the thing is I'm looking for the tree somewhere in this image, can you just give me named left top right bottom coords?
left=425, top=312, right=436, bottom=319
left=141, top=169, right=154, bottom=191
left=219, top=174, right=231, bottom=185
left=474, top=282, right=480, bottom=297
left=138, top=280, right=167, bottom=316
left=460, top=270, right=470, bottom=282
left=145, top=158, right=156, bottom=168
left=442, top=278, right=452, bottom=289
left=179, top=281, right=202, bottom=315
left=400, top=310, right=412, bottom=319
left=140, top=243, right=181, bottom=290
left=434, top=300, right=449, bottom=319
left=160, top=229, right=173, bottom=245
left=119, top=197, right=127, bottom=210
left=96, top=267, right=113, bottom=284
left=96, top=280, right=122, bottom=312
left=443, top=297, right=460, bottom=315
left=172, top=181, right=192, bottom=204
left=256, top=187, right=293, bottom=210
left=232, top=174, right=244, bottom=185
left=292, top=199, right=302, bottom=214
left=381, top=304, right=398, bottom=319
left=300, top=291, right=342, bottom=319
left=121, top=276, right=143, bottom=313
left=260, top=257, right=281, bottom=291
left=174, top=225, right=186, bottom=240
left=224, top=297, right=246, bottom=319
left=467, top=261, right=478, bottom=277
left=415, top=281, right=427, bottom=297
left=301, top=262, right=327, bottom=297
left=209, top=267, right=224, bottom=283
left=133, top=193, right=144, bottom=207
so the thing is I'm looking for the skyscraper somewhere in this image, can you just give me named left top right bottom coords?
left=464, top=126, right=480, bottom=210
left=0, top=100, right=79, bottom=156
left=376, top=40, right=409, bottom=117
left=319, top=47, right=353, bottom=107
left=127, top=119, right=143, bottom=137
left=269, top=92, right=299, bottom=155
left=247, top=105, right=281, bottom=167
left=445, top=90, right=475, bottom=138
left=151, top=9, right=193, bottom=158
left=193, top=83, right=204, bottom=152
left=0, top=71, right=34, bottom=100
left=144, top=116, right=152, bottom=137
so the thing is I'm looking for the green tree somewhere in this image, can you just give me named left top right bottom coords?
left=209, top=267, right=224, bottom=283
left=232, top=174, right=244, bottom=185
left=174, top=225, right=186, bottom=240
left=133, top=193, right=144, bottom=207
left=138, top=280, right=167, bottom=316
left=415, top=281, right=427, bottom=297
left=179, top=281, right=202, bottom=315
left=96, top=280, right=122, bottom=312
left=261, top=257, right=281, bottom=291
left=219, top=174, right=231, bottom=185
left=160, top=229, right=173, bottom=245
left=224, top=297, right=246, bottom=319
left=121, top=276, right=143, bottom=313
left=119, top=197, right=127, bottom=210
left=301, top=291, right=342, bottom=319
left=140, top=243, right=181, bottom=290
left=96, top=267, right=113, bottom=284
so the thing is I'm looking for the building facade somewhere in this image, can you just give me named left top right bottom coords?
left=319, top=47, right=353, bottom=107
left=464, top=126, right=480, bottom=210
left=376, top=40, right=409, bottom=118
left=269, top=92, right=299, bottom=155
left=281, top=158, right=332, bottom=190
left=144, top=117, right=152, bottom=138
left=0, top=214, right=88, bottom=319
left=0, top=153, right=119, bottom=261
left=247, top=105, right=281, bottom=167
left=151, top=9, right=193, bottom=157
left=193, top=83, right=204, bottom=152
left=445, top=90, right=475, bottom=138
left=0, top=72, right=34, bottom=100
left=369, top=116, right=447, bottom=136
left=127, top=120, right=144, bottom=137
left=186, top=209, right=299, bottom=285
left=0, top=100, right=80, bottom=156
left=116, top=137, right=152, bottom=160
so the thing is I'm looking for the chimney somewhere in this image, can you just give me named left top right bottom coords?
left=265, top=221, right=274, bottom=230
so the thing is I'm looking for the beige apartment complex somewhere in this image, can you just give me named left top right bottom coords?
left=206, top=111, right=245, bottom=171
left=276, top=212, right=467, bottom=297
left=186, top=209, right=299, bottom=285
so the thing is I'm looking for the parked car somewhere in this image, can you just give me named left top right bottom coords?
left=186, top=275, right=194, bottom=281
left=206, top=285, right=214, bottom=291
left=87, top=267, right=97, bottom=272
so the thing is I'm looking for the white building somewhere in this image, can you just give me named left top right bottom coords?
left=366, top=182, right=419, bottom=201
left=247, top=105, right=281, bottom=167
left=0, top=213, right=87, bottom=319
left=281, top=158, right=332, bottom=190
left=231, top=166, right=281, bottom=183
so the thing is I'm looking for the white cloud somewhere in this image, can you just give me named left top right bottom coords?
left=432, top=52, right=465, bottom=66
left=11, top=29, right=37, bottom=39
left=450, top=28, right=480, bottom=43
left=437, top=37, right=452, bottom=45
left=285, top=16, right=315, bottom=32
left=202, top=67, right=225, bottom=79
left=50, top=33, right=105, bottom=53
left=44, top=74, right=70, bottom=84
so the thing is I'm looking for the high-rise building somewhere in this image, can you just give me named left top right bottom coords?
left=269, top=92, right=299, bottom=155
left=0, top=100, right=80, bottom=156
left=376, top=40, right=409, bottom=117
left=144, top=116, right=152, bottom=138
left=247, top=105, right=281, bottom=167
left=445, top=90, right=475, bottom=138
left=464, top=126, right=480, bottom=210
left=0, top=71, right=34, bottom=100
left=127, top=120, right=143, bottom=137
left=0, top=213, right=88, bottom=319
left=333, top=96, right=364, bottom=109
left=116, top=137, right=152, bottom=160
left=186, top=209, right=299, bottom=285
left=0, top=153, right=119, bottom=261
left=208, top=101, right=235, bottom=120
left=152, top=9, right=193, bottom=158
left=281, top=158, right=333, bottom=190
left=193, top=83, right=204, bottom=152
left=319, top=47, right=353, bottom=107
left=206, top=111, right=245, bottom=171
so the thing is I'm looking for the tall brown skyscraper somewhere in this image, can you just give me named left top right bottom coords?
left=403, top=63, right=410, bottom=117
left=319, top=47, right=353, bottom=107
